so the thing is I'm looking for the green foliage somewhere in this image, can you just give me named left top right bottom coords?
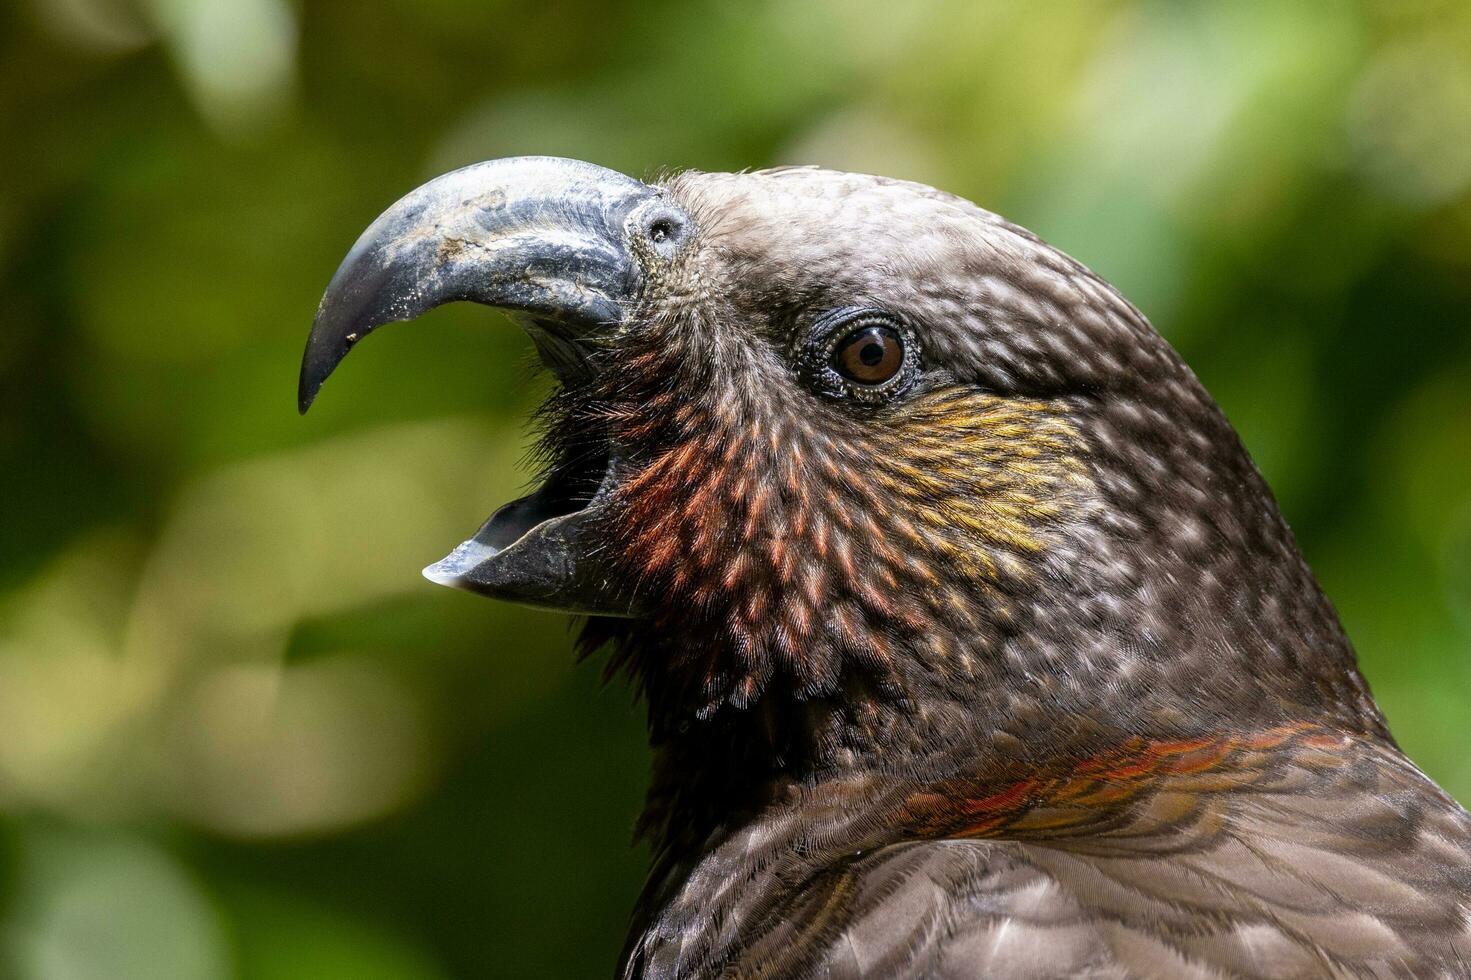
left=1, top=0, right=1469, bottom=975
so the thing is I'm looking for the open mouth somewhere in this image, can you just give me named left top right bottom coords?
left=487, top=439, right=612, bottom=551
left=417, top=422, right=631, bottom=614
left=298, top=156, right=659, bottom=617
left=426, top=423, right=613, bottom=570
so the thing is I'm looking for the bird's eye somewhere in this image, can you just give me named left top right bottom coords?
left=797, top=308, right=918, bottom=405
left=833, top=324, right=904, bottom=385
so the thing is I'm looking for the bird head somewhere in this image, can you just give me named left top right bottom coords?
left=302, top=157, right=1380, bottom=746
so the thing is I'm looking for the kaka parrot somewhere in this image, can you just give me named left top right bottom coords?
left=299, top=158, right=1471, bottom=978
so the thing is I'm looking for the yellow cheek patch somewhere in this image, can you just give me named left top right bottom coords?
left=873, top=390, right=1096, bottom=576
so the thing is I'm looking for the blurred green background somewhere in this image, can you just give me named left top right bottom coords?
left=2, top=0, right=1470, bottom=976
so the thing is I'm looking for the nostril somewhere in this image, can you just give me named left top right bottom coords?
left=631, top=203, right=690, bottom=256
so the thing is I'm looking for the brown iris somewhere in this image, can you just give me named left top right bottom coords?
left=833, top=324, right=904, bottom=385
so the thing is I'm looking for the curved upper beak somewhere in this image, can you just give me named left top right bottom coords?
left=299, top=155, right=657, bottom=413
left=300, top=156, right=659, bottom=616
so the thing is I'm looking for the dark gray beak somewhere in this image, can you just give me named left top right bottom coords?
left=300, top=156, right=671, bottom=616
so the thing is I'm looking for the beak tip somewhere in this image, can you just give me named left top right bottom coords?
left=297, top=380, right=318, bottom=415
left=422, top=538, right=500, bottom=591
left=297, top=324, right=342, bottom=414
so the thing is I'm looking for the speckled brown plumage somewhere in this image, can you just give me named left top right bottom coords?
left=627, top=723, right=1471, bottom=977
left=523, top=167, right=1471, bottom=978
left=598, top=372, right=1096, bottom=710
left=306, top=159, right=1471, bottom=978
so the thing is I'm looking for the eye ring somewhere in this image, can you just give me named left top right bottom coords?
left=797, top=307, right=919, bottom=405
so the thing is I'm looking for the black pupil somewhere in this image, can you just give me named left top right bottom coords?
left=858, top=342, right=884, bottom=366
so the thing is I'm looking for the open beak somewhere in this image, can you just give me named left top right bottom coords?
left=299, top=156, right=656, bottom=616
